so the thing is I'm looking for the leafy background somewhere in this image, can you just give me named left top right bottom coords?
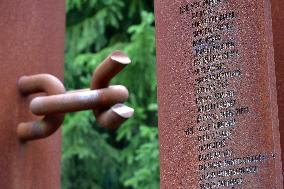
left=62, top=0, right=159, bottom=188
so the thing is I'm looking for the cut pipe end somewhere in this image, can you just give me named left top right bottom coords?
left=111, top=104, right=134, bottom=118
left=110, top=51, right=131, bottom=65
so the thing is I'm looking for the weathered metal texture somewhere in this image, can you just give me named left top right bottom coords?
left=91, top=51, right=134, bottom=129
left=17, top=74, right=66, bottom=141
left=0, top=0, right=65, bottom=188
left=17, top=51, right=134, bottom=141
left=155, top=0, right=283, bottom=188
left=29, top=86, right=128, bottom=115
left=271, top=0, right=284, bottom=173
left=92, top=51, right=131, bottom=89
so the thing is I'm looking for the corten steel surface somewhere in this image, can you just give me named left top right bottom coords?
left=271, top=0, right=284, bottom=173
left=155, top=0, right=283, bottom=188
left=17, top=52, right=134, bottom=141
left=0, top=0, right=65, bottom=188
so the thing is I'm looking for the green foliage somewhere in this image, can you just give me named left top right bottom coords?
left=63, top=1, right=158, bottom=189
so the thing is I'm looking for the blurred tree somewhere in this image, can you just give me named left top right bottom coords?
left=62, top=1, right=159, bottom=189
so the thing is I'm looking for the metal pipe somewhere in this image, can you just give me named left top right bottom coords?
left=17, top=51, right=134, bottom=141
left=95, top=104, right=134, bottom=129
left=91, top=51, right=134, bottom=129
left=30, top=85, right=129, bottom=115
left=17, top=114, right=64, bottom=141
left=18, top=74, right=65, bottom=95
left=91, top=50, right=131, bottom=89
left=17, top=74, right=66, bottom=141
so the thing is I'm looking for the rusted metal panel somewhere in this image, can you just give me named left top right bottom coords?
left=271, top=0, right=284, bottom=173
left=155, top=0, right=283, bottom=188
left=0, top=0, right=65, bottom=188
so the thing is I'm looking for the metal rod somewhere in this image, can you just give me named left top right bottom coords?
left=91, top=51, right=131, bottom=89
left=91, top=51, right=134, bottom=129
left=95, top=104, right=134, bottom=129
left=17, top=51, right=134, bottom=141
left=17, top=74, right=66, bottom=141
left=30, top=86, right=129, bottom=115
left=18, top=74, right=65, bottom=95
left=17, top=114, right=64, bottom=141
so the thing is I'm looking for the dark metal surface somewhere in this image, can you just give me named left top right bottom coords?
left=271, top=0, right=284, bottom=173
left=0, top=0, right=65, bottom=188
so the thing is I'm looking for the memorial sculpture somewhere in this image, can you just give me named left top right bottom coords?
left=155, top=0, right=283, bottom=188
left=0, top=0, right=136, bottom=188
left=17, top=51, right=134, bottom=141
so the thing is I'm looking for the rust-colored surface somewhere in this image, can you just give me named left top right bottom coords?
left=91, top=51, right=131, bottom=89
left=16, top=50, right=134, bottom=142
left=17, top=51, right=134, bottom=141
left=271, top=0, right=284, bottom=173
left=17, top=74, right=66, bottom=141
left=91, top=51, right=134, bottom=129
left=155, top=0, right=283, bottom=188
left=0, top=0, right=65, bottom=188
left=30, top=86, right=128, bottom=115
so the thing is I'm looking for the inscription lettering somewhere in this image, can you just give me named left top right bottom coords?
left=178, top=0, right=270, bottom=187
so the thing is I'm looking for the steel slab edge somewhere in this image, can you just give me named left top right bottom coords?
left=0, top=1, right=65, bottom=188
